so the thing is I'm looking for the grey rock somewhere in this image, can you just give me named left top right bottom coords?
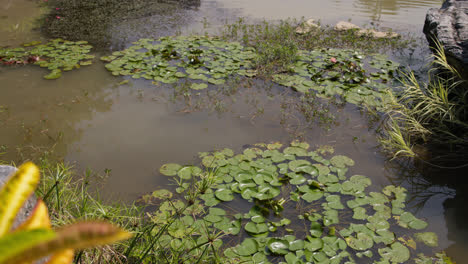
left=296, top=19, right=321, bottom=34
left=334, top=21, right=400, bottom=39
left=0, top=165, right=38, bottom=230
left=423, top=0, right=468, bottom=72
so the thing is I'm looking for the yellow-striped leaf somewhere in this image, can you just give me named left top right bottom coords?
left=46, top=249, right=74, bottom=264
left=0, top=228, right=56, bottom=263
left=14, top=200, right=51, bottom=231
left=3, top=221, right=132, bottom=264
left=0, top=162, right=40, bottom=236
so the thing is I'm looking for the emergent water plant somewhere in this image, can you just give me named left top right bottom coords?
left=143, top=141, right=452, bottom=263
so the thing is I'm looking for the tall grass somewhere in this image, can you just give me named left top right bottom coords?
left=35, top=163, right=144, bottom=263
left=35, top=162, right=226, bottom=263
left=379, top=40, right=468, bottom=162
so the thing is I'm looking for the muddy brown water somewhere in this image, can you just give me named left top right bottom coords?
left=2, top=0, right=468, bottom=262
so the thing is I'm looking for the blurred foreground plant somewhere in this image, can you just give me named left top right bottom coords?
left=0, top=162, right=132, bottom=264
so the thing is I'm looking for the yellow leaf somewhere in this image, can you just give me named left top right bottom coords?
left=4, top=221, right=132, bottom=263
left=46, top=249, right=74, bottom=264
left=14, top=200, right=51, bottom=231
left=0, top=162, right=40, bottom=236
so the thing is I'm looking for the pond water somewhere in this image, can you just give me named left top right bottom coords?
left=2, top=0, right=468, bottom=262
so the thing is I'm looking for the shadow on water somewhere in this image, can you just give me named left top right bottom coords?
left=384, top=155, right=468, bottom=263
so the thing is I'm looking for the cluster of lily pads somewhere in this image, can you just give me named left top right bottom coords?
left=0, top=39, right=94, bottom=79
left=144, top=141, right=448, bottom=263
left=100, top=36, right=257, bottom=90
left=272, top=49, right=400, bottom=110
left=100, top=35, right=400, bottom=109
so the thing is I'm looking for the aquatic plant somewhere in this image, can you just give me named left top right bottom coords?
left=378, top=40, right=468, bottom=161
left=142, top=141, right=451, bottom=263
left=0, top=39, right=94, bottom=79
left=101, top=36, right=257, bottom=88
left=271, top=49, right=400, bottom=109
left=101, top=35, right=399, bottom=110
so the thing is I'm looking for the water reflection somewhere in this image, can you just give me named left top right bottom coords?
left=384, top=157, right=468, bottom=263
left=354, top=0, right=442, bottom=23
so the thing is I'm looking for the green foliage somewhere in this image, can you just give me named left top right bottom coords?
left=0, top=162, right=132, bottom=264
left=271, top=49, right=399, bottom=109
left=379, top=41, right=468, bottom=160
left=101, top=36, right=256, bottom=88
left=0, top=39, right=94, bottom=79
left=140, top=142, right=450, bottom=263
left=35, top=163, right=141, bottom=263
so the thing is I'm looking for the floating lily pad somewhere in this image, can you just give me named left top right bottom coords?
left=160, top=163, right=183, bottom=176
left=268, top=238, right=290, bottom=255
left=414, top=232, right=438, bottom=247
left=378, top=242, right=410, bottom=263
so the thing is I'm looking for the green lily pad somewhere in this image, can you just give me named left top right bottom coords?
left=235, top=238, right=258, bottom=256
left=345, top=232, right=374, bottom=251
left=215, top=188, right=234, bottom=201
left=267, top=238, right=290, bottom=255
left=414, top=232, right=438, bottom=247
left=330, top=155, right=355, bottom=168
left=160, top=163, right=182, bottom=176
left=378, top=242, right=410, bottom=263
left=191, top=83, right=208, bottom=90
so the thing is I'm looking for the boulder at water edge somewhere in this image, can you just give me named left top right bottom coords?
left=424, top=0, right=468, bottom=73
left=0, top=165, right=37, bottom=230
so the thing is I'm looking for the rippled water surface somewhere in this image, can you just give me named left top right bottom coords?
left=2, top=0, right=468, bottom=262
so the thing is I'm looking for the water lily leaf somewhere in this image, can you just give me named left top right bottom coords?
left=190, top=83, right=208, bottom=90
left=160, top=163, right=182, bottom=176
left=414, top=232, right=438, bottom=247
left=44, top=69, right=62, bottom=80
left=352, top=207, right=368, bottom=220
left=345, top=232, right=373, bottom=250
left=310, top=222, right=323, bottom=238
left=314, top=164, right=330, bottom=177
left=267, top=238, right=289, bottom=255
left=291, top=141, right=310, bottom=150
left=267, top=142, right=283, bottom=150
left=326, top=195, right=344, bottom=210
left=289, top=240, right=305, bottom=251
left=302, top=189, right=323, bottom=203
left=323, top=209, right=339, bottom=226
left=284, top=147, right=308, bottom=156
left=177, top=166, right=202, bottom=179
left=330, top=155, right=355, bottom=168
left=215, top=188, right=234, bottom=201
left=151, top=189, right=173, bottom=200
left=409, top=219, right=428, bottom=230
left=374, top=229, right=395, bottom=245
left=245, top=221, right=269, bottom=235
left=378, top=242, right=410, bottom=263
left=235, top=238, right=258, bottom=256
left=252, top=252, right=267, bottom=262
